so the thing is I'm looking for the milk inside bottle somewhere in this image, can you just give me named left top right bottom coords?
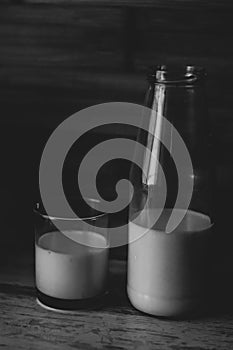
left=127, top=208, right=212, bottom=317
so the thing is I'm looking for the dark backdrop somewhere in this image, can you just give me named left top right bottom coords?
left=0, top=0, right=233, bottom=261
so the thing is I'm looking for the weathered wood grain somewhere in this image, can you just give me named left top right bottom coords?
left=0, top=255, right=233, bottom=350
left=0, top=2, right=233, bottom=131
left=10, top=0, right=233, bottom=11
left=0, top=3, right=232, bottom=106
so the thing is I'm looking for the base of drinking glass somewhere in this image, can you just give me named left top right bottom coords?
left=36, top=288, right=108, bottom=313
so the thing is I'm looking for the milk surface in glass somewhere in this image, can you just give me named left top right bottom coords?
left=36, top=230, right=108, bottom=300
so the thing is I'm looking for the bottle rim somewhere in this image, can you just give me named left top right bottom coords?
left=148, top=65, right=207, bottom=85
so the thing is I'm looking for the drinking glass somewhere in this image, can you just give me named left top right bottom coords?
left=34, top=197, right=109, bottom=312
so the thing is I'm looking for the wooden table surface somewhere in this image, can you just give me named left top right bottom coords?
left=0, top=249, right=233, bottom=350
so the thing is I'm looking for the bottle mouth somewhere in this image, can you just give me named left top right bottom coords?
left=148, top=65, right=206, bottom=85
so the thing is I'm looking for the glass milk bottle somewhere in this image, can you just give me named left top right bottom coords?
left=127, top=65, right=214, bottom=317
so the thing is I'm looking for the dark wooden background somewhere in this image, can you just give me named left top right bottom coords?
left=0, top=0, right=233, bottom=261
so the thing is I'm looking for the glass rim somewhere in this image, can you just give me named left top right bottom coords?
left=34, top=197, right=108, bottom=222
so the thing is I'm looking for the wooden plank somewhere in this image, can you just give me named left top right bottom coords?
left=0, top=5, right=124, bottom=72
left=0, top=293, right=233, bottom=350
left=0, top=256, right=233, bottom=350
left=3, top=0, right=233, bottom=11
left=0, top=4, right=233, bottom=94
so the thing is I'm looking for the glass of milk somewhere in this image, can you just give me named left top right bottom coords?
left=34, top=198, right=109, bottom=312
